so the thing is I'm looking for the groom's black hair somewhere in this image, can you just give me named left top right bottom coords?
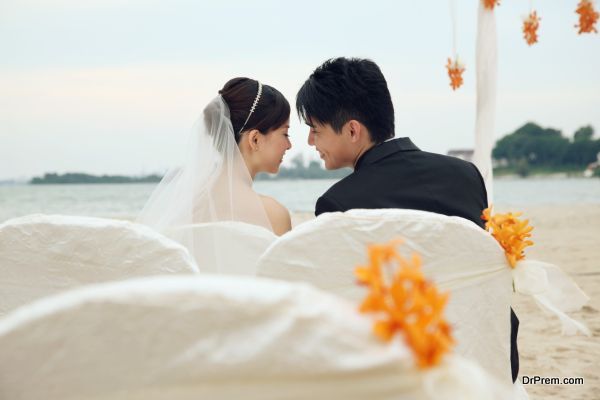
left=296, top=57, right=395, bottom=143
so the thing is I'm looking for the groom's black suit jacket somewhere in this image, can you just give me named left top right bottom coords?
left=315, top=137, right=519, bottom=382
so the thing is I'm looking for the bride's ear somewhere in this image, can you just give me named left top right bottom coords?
left=246, top=129, right=261, bottom=151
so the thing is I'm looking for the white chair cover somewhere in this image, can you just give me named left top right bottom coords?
left=256, top=209, right=514, bottom=383
left=0, top=275, right=511, bottom=400
left=164, top=221, right=276, bottom=274
left=0, top=214, right=198, bottom=316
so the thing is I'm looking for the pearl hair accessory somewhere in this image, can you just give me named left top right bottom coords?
left=238, top=81, right=263, bottom=135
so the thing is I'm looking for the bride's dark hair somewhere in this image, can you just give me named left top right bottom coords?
left=219, top=78, right=290, bottom=143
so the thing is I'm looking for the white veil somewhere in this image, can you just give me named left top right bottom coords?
left=137, top=95, right=273, bottom=267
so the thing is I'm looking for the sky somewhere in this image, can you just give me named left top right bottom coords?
left=1, top=0, right=599, bottom=180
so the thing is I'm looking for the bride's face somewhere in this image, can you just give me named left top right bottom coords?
left=259, top=120, right=292, bottom=174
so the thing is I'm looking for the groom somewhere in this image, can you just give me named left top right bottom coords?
left=296, top=57, right=519, bottom=383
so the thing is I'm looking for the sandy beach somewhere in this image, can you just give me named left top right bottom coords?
left=508, top=205, right=600, bottom=400
left=292, top=204, right=600, bottom=400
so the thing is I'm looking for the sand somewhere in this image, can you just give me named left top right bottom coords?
left=292, top=205, right=600, bottom=400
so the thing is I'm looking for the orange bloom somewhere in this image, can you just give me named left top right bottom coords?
left=575, top=0, right=599, bottom=34
left=483, top=0, right=500, bottom=10
left=355, top=240, right=454, bottom=368
left=446, top=57, right=465, bottom=91
left=481, top=206, right=534, bottom=268
left=523, top=11, right=541, bottom=45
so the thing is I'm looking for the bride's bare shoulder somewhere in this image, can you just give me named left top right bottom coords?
left=259, top=195, right=291, bottom=236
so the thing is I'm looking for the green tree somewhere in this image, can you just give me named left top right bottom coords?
left=492, top=122, right=569, bottom=167
left=563, top=139, right=600, bottom=166
left=563, top=126, right=599, bottom=167
left=573, top=125, right=594, bottom=142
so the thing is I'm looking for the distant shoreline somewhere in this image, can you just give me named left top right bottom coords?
left=1, top=176, right=595, bottom=186
left=6, top=168, right=597, bottom=185
left=26, top=169, right=352, bottom=184
left=29, top=173, right=163, bottom=185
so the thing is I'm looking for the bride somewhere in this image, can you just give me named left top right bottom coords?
left=138, top=78, right=293, bottom=260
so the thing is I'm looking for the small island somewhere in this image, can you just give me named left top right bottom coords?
left=30, top=173, right=163, bottom=185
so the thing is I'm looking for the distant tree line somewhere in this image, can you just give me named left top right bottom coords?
left=30, top=173, right=162, bottom=184
left=493, top=123, right=600, bottom=176
left=30, top=156, right=349, bottom=184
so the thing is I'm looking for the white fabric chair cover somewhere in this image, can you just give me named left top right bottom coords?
left=0, top=275, right=510, bottom=400
left=164, top=221, right=276, bottom=275
left=256, top=209, right=513, bottom=384
left=0, top=214, right=198, bottom=316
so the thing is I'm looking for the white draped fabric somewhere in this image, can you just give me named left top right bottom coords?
left=0, top=214, right=197, bottom=316
left=164, top=221, right=276, bottom=274
left=512, top=260, right=590, bottom=336
left=257, top=209, right=514, bottom=383
left=0, top=275, right=511, bottom=400
left=473, top=2, right=498, bottom=202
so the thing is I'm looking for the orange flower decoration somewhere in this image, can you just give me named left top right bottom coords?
left=355, top=239, right=454, bottom=368
left=446, top=57, right=465, bottom=91
left=575, top=0, right=599, bottom=34
left=483, top=0, right=500, bottom=10
left=523, top=11, right=541, bottom=45
left=481, top=206, right=534, bottom=268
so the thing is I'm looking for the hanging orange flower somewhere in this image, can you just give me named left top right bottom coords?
left=355, top=239, right=454, bottom=368
left=483, top=0, right=500, bottom=10
left=481, top=206, right=534, bottom=268
left=446, top=57, right=465, bottom=90
left=523, top=11, right=541, bottom=45
left=575, top=0, right=599, bottom=34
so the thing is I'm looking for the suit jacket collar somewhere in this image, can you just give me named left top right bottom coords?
left=355, top=137, right=419, bottom=171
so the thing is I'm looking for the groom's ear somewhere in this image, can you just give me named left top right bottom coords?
left=347, top=120, right=363, bottom=143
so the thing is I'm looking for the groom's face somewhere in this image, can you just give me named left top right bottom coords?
left=307, top=120, right=349, bottom=170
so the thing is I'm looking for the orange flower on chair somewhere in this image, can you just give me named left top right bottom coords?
left=446, top=58, right=465, bottom=91
left=481, top=206, right=534, bottom=268
left=355, top=239, right=454, bottom=368
left=483, top=0, right=500, bottom=10
left=523, top=11, right=541, bottom=45
left=575, top=0, right=599, bottom=34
